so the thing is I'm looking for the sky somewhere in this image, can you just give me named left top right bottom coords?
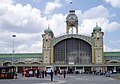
left=0, top=0, right=120, bottom=53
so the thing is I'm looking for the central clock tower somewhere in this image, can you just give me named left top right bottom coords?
left=66, top=10, right=78, bottom=34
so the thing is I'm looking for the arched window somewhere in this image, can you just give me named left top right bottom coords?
left=54, top=38, right=92, bottom=64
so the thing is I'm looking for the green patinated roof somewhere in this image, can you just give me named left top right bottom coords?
left=93, top=24, right=101, bottom=32
left=0, top=53, right=42, bottom=58
left=0, top=52, right=120, bottom=58
left=104, top=52, right=120, bottom=57
left=44, top=28, right=53, bottom=35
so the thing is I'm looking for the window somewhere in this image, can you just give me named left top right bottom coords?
left=54, top=38, right=92, bottom=64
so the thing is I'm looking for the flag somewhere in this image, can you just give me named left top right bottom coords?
left=70, top=1, right=72, bottom=4
left=12, top=35, right=16, bottom=37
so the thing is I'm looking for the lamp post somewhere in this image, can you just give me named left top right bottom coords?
left=12, top=35, right=16, bottom=66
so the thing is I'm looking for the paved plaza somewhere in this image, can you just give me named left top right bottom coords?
left=0, top=74, right=120, bottom=84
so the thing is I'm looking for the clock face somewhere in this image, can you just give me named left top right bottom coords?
left=68, top=15, right=76, bottom=21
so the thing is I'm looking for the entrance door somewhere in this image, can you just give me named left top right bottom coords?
left=84, top=67, right=91, bottom=74
left=68, top=67, right=75, bottom=74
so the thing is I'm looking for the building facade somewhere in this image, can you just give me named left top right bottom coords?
left=0, top=10, right=120, bottom=73
left=41, top=10, right=120, bottom=73
left=42, top=10, right=105, bottom=71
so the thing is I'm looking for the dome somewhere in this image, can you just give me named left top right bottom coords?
left=93, top=24, right=101, bottom=32
left=44, top=28, right=53, bottom=35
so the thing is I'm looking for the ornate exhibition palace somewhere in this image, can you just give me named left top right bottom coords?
left=0, top=10, right=120, bottom=73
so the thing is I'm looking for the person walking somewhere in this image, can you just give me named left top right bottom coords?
left=63, top=70, right=66, bottom=78
left=57, top=69, right=60, bottom=78
left=42, top=70, right=44, bottom=78
left=14, top=72, right=18, bottom=79
left=50, top=70, right=53, bottom=81
left=45, top=70, right=47, bottom=77
left=54, top=69, right=57, bottom=75
left=39, top=70, right=42, bottom=78
left=36, top=70, right=40, bottom=78
left=29, top=70, right=33, bottom=77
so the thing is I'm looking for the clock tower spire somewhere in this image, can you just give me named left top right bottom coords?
left=66, top=10, right=78, bottom=34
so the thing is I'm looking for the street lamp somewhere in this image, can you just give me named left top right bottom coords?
left=12, top=35, right=16, bottom=66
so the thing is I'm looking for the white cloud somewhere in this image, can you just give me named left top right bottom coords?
left=44, top=0, right=62, bottom=15
left=0, top=0, right=13, bottom=5
left=79, top=19, right=98, bottom=35
left=105, top=0, right=120, bottom=8
left=0, top=30, right=42, bottom=53
left=0, top=3, right=47, bottom=33
left=0, top=2, right=47, bottom=53
left=75, top=6, right=109, bottom=36
left=49, top=13, right=66, bottom=36
left=80, top=5, right=109, bottom=19
left=102, top=21, right=120, bottom=32
left=76, top=5, right=120, bottom=35
left=16, top=41, right=42, bottom=53
left=14, top=33, right=41, bottom=42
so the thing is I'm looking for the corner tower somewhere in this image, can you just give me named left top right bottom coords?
left=42, top=27, right=54, bottom=64
left=92, top=24, right=104, bottom=64
left=66, top=10, right=78, bottom=34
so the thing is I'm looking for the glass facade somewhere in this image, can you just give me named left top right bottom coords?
left=53, top=38, right=92, bottom=64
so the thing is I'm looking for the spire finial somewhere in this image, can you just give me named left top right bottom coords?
left=96, top=22, right=98, bottom=27
left=47, top=16, right=50, bottom=29
left=48, top=24, right=50, bottom=29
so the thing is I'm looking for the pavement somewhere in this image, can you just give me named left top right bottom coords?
left=0, top=73, right=120, bottom=84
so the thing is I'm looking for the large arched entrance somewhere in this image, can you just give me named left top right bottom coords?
left=53, top=38, right=92, bottom=64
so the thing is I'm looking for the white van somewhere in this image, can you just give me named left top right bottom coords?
left=45, top=66, right=54, bottom=73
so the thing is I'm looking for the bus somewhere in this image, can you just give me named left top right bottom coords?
left=21, top=68, right=42, bottom=77
left=0, top=66, right=15, bottom=79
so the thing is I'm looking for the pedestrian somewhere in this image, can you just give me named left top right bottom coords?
left=39, top=70, right=42, bottom=78
left=14, top=72, right=18, bottom=79
left=23, top=71, right=26, bottom=77
left=63, top=70, right=66, bottom=78
left=45, top=70, right=47, bottom=77
left=36, top=70, right=40, bottom=78
left=29, top=70, right=33, bottom=77
left=42, top=70, right=44, bottom=78
left=22, top=72, right=24, bottom=76
left=54, top=70, right=57, bottom=75
left=35, top=70, right=37, bottom=77
left=57, top=69, right=60, bottom=78
left=50, top=70, right=53, bottom=81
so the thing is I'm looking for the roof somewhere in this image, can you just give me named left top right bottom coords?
left=0, top=52, right=120, bottom=58
left=0, top=53, right=42, bottom=58
left=104, top=52, right=120, bottom=57
left=93, top=24, right=101, bottom=32
left=44, top=28, right=53, bottom=35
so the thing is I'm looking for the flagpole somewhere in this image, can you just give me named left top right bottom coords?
left=70, top=1, right=73, bottom=10
left=12, top=35, right=16, bottom=66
